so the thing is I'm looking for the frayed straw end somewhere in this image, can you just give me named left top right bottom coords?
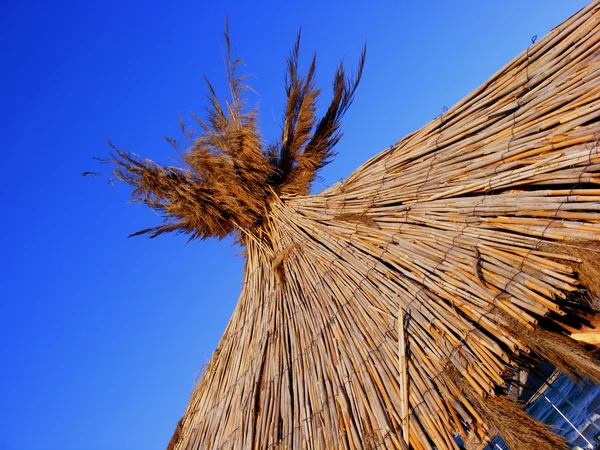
left=528, top=327, right=600, bottom=384
left=540, top=241, right=600, bottom=302
left=166, top=417, right=184, bottom=450
left=448, top=366, right=568, bottom=450
left=480, top=396, right=569, bottom=450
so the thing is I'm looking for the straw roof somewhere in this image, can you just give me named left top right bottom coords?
left=109, top=2, right=600, bottom=449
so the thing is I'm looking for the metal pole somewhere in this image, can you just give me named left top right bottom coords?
left=543, top=395, right=593, bottom=449
left=545, top=378, right=600, bottom=434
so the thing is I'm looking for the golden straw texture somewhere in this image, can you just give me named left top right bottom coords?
left=111, top=2, right=600, bottom=449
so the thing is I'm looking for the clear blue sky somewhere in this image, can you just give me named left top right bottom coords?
left=0, top=1, right=589, bottom=449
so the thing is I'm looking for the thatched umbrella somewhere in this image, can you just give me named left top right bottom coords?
left=107, top=3, right=600, bottom=449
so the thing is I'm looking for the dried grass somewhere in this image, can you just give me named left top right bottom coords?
left=107, top=26, right=365, bottom=243
left=273, top=35, right=366, bottom=195
left=505, top=314, right=600, bottom=383
left=333, top=212, right=380, bottom=229
left=271, top=243, right=303, bottom=284
left=166, top=417, right=183, bottom=450
left=448, top=366, right=569, bottom=450
left=463, top=431, right=486, bottom=450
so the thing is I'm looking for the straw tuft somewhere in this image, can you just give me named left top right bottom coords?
left=448, top=366, right=569, bottom=450
left=106, top=27, right=365, bottom=243
left=507, top=315, right=600, bottom=383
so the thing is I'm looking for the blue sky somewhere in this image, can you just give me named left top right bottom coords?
left=0, top=1, right=589, bottom=449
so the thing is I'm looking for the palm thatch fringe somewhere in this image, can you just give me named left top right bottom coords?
left=107, top=2, right=600, bottom=449
left=505, top=314, right=600, bottom=383
left=447, top=365, right=569, bottom=450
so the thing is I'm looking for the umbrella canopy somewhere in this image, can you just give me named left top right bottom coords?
left=109, top=2, right=600, bottom=449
